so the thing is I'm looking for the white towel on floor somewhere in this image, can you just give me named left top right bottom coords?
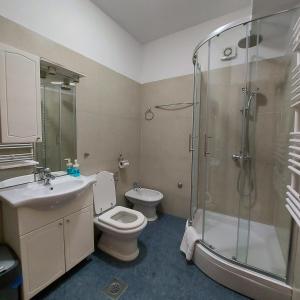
left=180, top=222, right=200, bottom=261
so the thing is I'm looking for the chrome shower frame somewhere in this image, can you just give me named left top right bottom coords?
left=192, top=6, right=300, bottom=63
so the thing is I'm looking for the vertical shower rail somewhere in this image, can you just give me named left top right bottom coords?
left=189, top=55, right=201, bottom=226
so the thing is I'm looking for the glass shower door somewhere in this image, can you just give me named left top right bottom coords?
left=202, top=24, right=251, bottom=262
left=190, top=56, right=201, bottom=221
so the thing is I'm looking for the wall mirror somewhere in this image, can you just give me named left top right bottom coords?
left=0, top=60, right=82, bottom=188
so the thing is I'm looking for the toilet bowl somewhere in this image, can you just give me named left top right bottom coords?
left=125, top=188, right=163, bottom=221
left=93, top=171, right=147, bottom=261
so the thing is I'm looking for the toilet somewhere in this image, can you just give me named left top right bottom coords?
left=93, top=171, right=147, bottom=261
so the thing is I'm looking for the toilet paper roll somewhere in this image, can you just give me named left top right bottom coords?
left=119, top=160, right=130, bottom=169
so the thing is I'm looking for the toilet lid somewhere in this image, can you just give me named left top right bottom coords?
left=98, top=206, right=145, bottom=230
left=93, top=171, right=116, bottom=214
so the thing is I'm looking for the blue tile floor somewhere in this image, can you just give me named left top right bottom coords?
left=33, top=214, right=249, bottom=300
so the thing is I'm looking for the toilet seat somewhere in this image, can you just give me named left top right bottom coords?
left=97, top=206, right=145, bottom=230
left=93, top=171, right=147, bottom=261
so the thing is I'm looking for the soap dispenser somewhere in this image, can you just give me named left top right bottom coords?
left=72, top=159, right=80, bottom=177
left=64, top=158, right=73, bottom=175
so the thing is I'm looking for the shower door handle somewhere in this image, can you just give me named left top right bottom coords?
left=189, top=134, right=194, bottom=152
left=232, top=153, right=251, bottom=161
left=204, top=134, right=212, bottom=156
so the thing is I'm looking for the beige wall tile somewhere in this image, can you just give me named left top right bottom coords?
left=0, top=16, right=141, bottom=237
left=140, top=75, right=193, bottom=218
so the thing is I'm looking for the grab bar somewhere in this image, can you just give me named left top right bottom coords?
left=154, top=102, right=193, bottom=110
left=189, top=134, right=194, bottom=152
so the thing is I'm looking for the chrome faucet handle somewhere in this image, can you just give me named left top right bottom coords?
left=44, top=168, right=55, bottom=179
left=44, top=167, right=51, bottom=174
left=33, top=166, right=45, bottom=182
left=43, top=168, right=55, bottom=185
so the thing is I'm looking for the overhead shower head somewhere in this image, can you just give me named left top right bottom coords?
left=61, top=78, right=71, bottom=90
left=238, top=32, right=263, bottom=49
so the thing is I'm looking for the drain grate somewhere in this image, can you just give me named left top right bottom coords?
left=102, top=278, right=128, bottom=299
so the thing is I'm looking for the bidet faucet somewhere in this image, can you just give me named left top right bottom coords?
left=133, top=182, right=141, bottom=190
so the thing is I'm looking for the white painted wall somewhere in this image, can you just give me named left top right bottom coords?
left=141, top=7, right=252, bottom=83
left=252, top=0, right=299, bottom=18
left=0, top=0, right=142, bottom=82
left=0, top=1, right=291, bottom=84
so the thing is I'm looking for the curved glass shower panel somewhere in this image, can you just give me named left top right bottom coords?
left=191, top=42, right=209, bottom=237
left=245, top=11, right=296, bottom=279
left=203, top=24, right=249, bottom=260
left=191, top=7, right=299, bottom=281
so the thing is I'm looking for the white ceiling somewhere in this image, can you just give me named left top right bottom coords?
left=92, top=0, right=251, bottom=43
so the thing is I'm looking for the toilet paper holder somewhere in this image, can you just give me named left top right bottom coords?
left=118, top=153, right=130, bottom=169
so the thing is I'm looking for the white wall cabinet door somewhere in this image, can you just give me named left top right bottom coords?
left=64, top=205, right=94, bottom=271
left=0, top=43, right=41, bottom=143
left=20, top=219, right=65, bottom=299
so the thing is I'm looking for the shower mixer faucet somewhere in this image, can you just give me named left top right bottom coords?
left=232, top=153, right=251, bottom=161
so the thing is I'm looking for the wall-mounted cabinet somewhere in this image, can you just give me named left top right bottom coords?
left=0, top=43, right=42, bottom=143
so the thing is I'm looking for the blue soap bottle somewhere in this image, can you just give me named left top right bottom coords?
left=64, top=158, right=73, bottom=175
left=72, top=159, right=80, bottom=177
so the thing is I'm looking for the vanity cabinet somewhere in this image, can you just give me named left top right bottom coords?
left=64, top=206, right=94, bottom=271
left=0, top=43, right=42, bottom=143
left=2, top=187, right=94, bottom=300
left=20, top=219, right=65, bottom=296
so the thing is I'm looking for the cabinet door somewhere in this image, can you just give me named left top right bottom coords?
left=20, top=219, right=65, bottom=299
left=64, top=205, right=94, bottom=271
left=0, top=43, right=41, bottom=142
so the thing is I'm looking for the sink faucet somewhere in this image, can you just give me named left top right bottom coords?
left=34, top=167, right=55, bottom=185
left=43, top=168, right=56, bottom=185
left=33, top=166, right=45, bottom=182
left=133, top=182, right=141, bottom=191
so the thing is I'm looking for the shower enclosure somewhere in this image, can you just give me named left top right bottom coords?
left=190, top=7, right=300, bottom=299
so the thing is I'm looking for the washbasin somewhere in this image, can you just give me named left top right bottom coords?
left=0, top=175, right=96, bottom=209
